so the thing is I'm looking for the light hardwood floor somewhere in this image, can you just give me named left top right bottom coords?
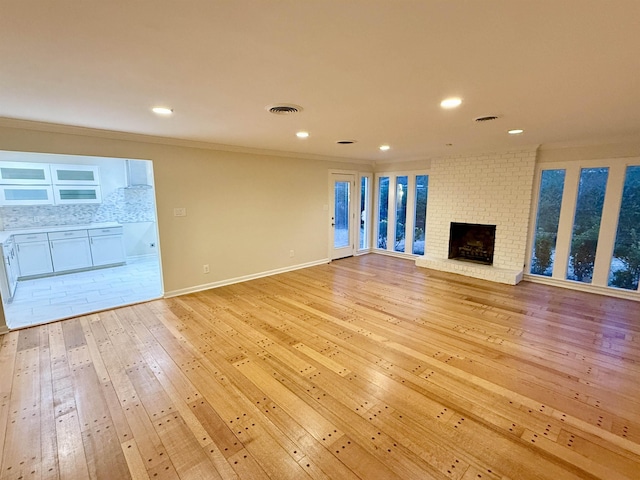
left=1, top=254, right=639, bottom=479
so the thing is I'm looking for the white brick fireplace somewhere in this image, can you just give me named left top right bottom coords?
left=416, top=148, right=537, bottom=284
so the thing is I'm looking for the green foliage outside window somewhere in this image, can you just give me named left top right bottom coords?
left=609, top=166, right=640, bottom=290
left=531, top=170, right=565, bottom=276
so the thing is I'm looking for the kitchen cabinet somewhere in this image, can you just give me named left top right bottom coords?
left=14, top=233, right=54, bottom=277
left=89, top=227, right=125, bottom=266
left=9, top=225, right=125, bottom=280
left=0, top=161, right=51, bottom=185
left=48, top=230, right=92, bottom=272
left=50, top=164, right=100, bottom=185
left=53, top=185, right=102, bottom=204
left=0, top=185, right=55, bottom=206
left=6, top=240, right=19, bottom=297
left=0, top=161, right=102, bottom=205
left=0, top=238, right=19, bottom=302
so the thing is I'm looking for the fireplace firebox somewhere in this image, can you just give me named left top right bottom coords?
left=448, top=222, right=496, bottom=265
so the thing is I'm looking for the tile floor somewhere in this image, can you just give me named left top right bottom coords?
left=4, top=256, right=162, bottom=329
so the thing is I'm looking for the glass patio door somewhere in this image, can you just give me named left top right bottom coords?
left=330, top=173, right=356, bottom=260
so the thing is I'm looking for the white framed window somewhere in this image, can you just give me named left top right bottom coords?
left=358, top=174, right=372, bottom=251
left=374, top=171, right=429, bottom=255
left=527, top=158, right=640, bottom=295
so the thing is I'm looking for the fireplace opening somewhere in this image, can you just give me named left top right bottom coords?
left=448, top=222, right=496, bottom=265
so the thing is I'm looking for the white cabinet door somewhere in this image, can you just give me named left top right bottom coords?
left=16, top=241, right=53, bottom=277
left=50, top=164, right=100, bottom=185
left=90, top=235, right=126, bottom=266
left=0, top=185, right=55, bottom=205
left=0, top=161, right=51, bottom=185
left=53, top=185, right=102, bottom=204
left=49, top=231, right=92, bottom=272
left=6, top=244, right=18, bottom=298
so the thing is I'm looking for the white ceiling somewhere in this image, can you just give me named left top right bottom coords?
left=2, top=1, right=639, bottom=163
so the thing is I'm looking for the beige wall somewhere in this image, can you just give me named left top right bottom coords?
left=0, top=122, right=371, bottom=330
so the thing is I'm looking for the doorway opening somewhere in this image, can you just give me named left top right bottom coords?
left=330, top=172, right=356, bottom=260
left=0, top=152, right=163, bottom=329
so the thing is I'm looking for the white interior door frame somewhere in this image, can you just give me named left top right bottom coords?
left=329, top=170, right=357, bottom=260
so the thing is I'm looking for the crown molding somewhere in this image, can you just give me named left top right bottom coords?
left=0, top=116, right=374, bottom=166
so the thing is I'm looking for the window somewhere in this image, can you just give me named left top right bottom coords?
left=608, top=166, right=640, bottom=290
left=359, top=176, right=370, bottom=250
left=567, top=168, right=609, bottom=283
left=375, top=172, right=429, bottom=255
left=530, top=170, right=565, bottom=276
left=529, top=161, right=640, bottom=297
left=377, top=177, right=389, bottom=249
left=394, top=176, right=408, bottom=252
left=412, top=175, right=428, bottom=255
left=333, top=181, right=350, bottom=248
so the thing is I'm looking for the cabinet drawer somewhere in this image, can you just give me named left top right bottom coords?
left=88, top=227, right=123, bottom=237
left=14, top=232, right=49, bottom=243
left=48, top=230, right=88, bottom=241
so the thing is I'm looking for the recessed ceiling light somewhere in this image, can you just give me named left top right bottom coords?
left=508, top=129, right=524, bottom=135
left=152, top=107, right=173, bottom=115
left=296, top=131, right=309, bottom=138
left=440, top=97, right=462, bottom=109
left=379, top=145, right=390, bottom=151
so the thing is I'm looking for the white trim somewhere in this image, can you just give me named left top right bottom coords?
left=164, top=258, right=330, bottom=298
left=0, top=117, right=373, bottom=165
left=524, top=274, right=640, bottom=302
left=126, top=253, right=159, bottom=262
left=329, top=171, right=357, bottom=260
left=358, top=173, right=372, bottom=251
left=373, top=249, right=417, bottom=261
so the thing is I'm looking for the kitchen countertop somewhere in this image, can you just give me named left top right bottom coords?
left=0, top=222, right=122, bottom=245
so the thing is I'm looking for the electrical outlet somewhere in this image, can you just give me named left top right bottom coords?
left=174, top=207, right=187, bottom=217
left=289, top=250, right=295, bottom=258
left=203, top=264, right=210, bottom=274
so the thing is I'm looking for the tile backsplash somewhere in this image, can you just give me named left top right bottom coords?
left=0, top=187, right=156, bottom=230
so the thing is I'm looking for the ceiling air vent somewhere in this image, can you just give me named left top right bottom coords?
left=336, top=140, right=357, bottom=144
left=474, top=115, right=500, bottom=122
left=266, top=104, right=303, bottom=115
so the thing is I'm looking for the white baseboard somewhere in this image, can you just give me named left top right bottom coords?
left=164, top=258, right=330, bottom=298
left=126, top=254, right=159, bottom=262
left=372, top=249, right=418, bottom=260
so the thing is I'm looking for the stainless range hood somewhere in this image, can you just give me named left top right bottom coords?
left=126, top=159, right=153, bottom=188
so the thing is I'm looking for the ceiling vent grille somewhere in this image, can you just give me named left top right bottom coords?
left=474, top=115, right=500, bottom=122
left=336, top=140, right=357, bottom=144
left=266, top=104, right=303, bottom=115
